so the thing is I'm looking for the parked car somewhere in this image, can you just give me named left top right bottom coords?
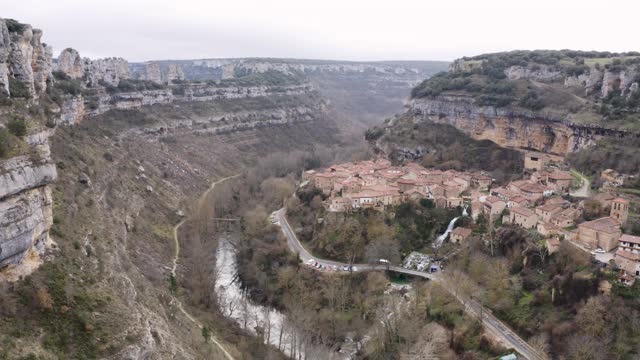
left=342, top=266, right=349, bottom=271
left=332, top=265, right=338, bottom=271
left=352, top=266, right=358, bottom=272
left=595, top=248, right=606, bottom=254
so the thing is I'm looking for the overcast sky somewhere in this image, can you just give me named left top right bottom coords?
left=4, top=0, right=639, bottom=62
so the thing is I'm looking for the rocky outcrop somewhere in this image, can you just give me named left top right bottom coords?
left=55, top=48, right=85, bottom=79
left=0, top=185, right=53, bottom=268
left=58, top=95, right=86, bottom=125
left=504, top=65, right=562, bottom=81
left=0, top=155, right=57, bottom=268
left=7, top=22, right=36, bottom=97
left=85, top=57, right=129, bottom=87
left=165, top=63, right=184, bottom=83
left=563, top=68, right=603, bottom=95
left=0, top=20, right=10, bottom=95
left=30, top=29, right=52, bottom=94
left=144, top=62, right=162, bottom=84
left=409, top=96, right=633, bottom=154
left=564, top=67, right=640, bottom=98
left=55, top=48, right=130, bottom=87
left=0, top=18, right=53, bottom=98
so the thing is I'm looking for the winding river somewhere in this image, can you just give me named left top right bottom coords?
left=214, top=237, right=352, bottom=360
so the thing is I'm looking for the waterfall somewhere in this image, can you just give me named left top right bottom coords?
left=433, top=217, right=460, bottom=248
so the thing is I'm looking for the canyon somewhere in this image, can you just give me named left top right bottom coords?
left=0, top=16, right=448, bottom=359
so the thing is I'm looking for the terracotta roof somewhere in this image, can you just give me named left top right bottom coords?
left=537, top=203, right=562, bottom=213
left=593, top=193, right=615, bottom=202
left=510, top=196, right=528, bottom=203
left=613, top=197, right=630, bottom=205
left=620, top=234, right=640, bottom=245
left=510, top=206, right=536, bottom=217
left=539, top=222, right=559, bottom=230
left=579, top=217, right=621, bottom=234
left=547, top=237, right=561, bottom=246
left=616, top=249, right=640, bottom=261
left=486, top=196, right=505, bottom=204
left=548, top=170, right=574, bottom=180
left=519, top=183, right=545, bottom=193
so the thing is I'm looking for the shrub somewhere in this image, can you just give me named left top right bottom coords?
left=364, top=127, right=385, bottom=141
left=0, top=129, right=11, bottom=157
left=7, top=118, right=27, bottom=137
left=5, top=19, right=27, bottom=33
left=9, top=77, right=31, bottom=98
left=519, top=91, right=545, bottom=111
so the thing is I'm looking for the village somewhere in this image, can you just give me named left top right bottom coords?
left=304, top=152, right=640, bottom=286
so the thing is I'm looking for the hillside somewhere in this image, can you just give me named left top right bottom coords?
left=0, top=17, right=368, bottom=359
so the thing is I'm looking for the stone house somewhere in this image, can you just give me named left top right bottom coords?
left=576, top=217, right=621, bottom=251
left=508, top=195, right=530, bottom=209
left=546, top=237, right=561, bottom=254
left=451, top=227, right=472, bottom=244
left=446, top=197, right=463, bottom=208
left=504, top=207, right=538, bottom=229
left=542, top=170, right=574, bottom=193
left=615, top=234, right=640, bottom=277
left=538, top=222, right=560, bottom=236
left=535, top=203, right=563, bottom=223
left=471, top=174, right=492, bottom=191
left=484, top=196, right=506, bottom=220
left=551, top=215, right=574, bottom=228
left=601, top=169, right=625, bottom=187
left=524, top=151, right=546, bottom=171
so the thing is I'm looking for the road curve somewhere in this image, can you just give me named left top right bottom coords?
left=273, top=208, right=545, bottom=360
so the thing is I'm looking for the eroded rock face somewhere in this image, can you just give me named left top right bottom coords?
left=8, top=23, right=35, bottom=97
left=0, top=20, right=11, bottom=95
left=504, top=65, right=563, bottom=81
left=410, top=96, right=629, bottom=154
left=58, top=95, right=86, bottom=125
left=55, top=48, right=85, bottom=79
left=30, top=29, right=52, bottom=95
left=85, top=57, right=130, bottom=87
left=145, top=62, right=162, bottom=84
left=0, top=156, right=57, bottom=268
left=0, top=186, right=53, bottom=268
left=0, top=18, right=52, bottom=98
left=165, top=63, right=184, bottom=83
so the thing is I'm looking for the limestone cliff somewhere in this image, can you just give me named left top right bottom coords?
left=409, top=51, right=640, bottom=154
left=0, top=18, right=53, bottom=98
left=0, top=18, right=57, bottom=271
left=55, top=47, right=130, bottom=87
left=408, top=95, right=633, bottom=155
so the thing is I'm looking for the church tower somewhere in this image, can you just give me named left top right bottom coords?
left=611, top=198, right=629, bottom=224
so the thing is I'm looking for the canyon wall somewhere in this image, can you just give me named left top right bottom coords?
left=409, top=95, right=633, bottom=155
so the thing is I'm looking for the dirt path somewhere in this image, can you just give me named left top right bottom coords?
left=171, top=174, right=240, bottom=277
left=170, top=174, right=240, bottom=360
left=570, top=170, right=591, bottom=198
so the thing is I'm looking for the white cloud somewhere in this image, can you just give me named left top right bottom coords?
left=3, top=0, right=638, bottom=61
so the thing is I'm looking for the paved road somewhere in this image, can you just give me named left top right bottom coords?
left=273, top=208, right=545, bottom=360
